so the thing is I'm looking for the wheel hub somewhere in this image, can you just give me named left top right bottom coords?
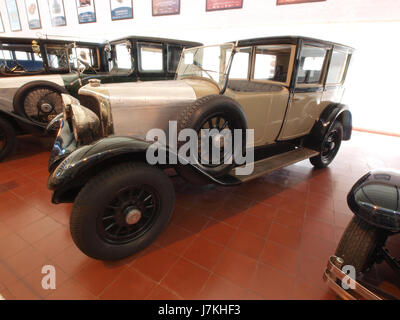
left=124, top=207, right=142, bottom=225
left=40, top=103, right=53, bottom=113
left=212, top=133, right=225, bottom=149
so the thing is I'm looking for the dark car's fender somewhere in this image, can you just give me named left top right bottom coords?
left=347, top=170, right=400, bottom=232
left=48, top=136, right=237, bottom=204
left=306, top=103, right=352, bottom=150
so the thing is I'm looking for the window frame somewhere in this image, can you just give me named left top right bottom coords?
left=228, top=46, right=252, bottom=81
left=250, top=44, right=296, bottom=87
left=295, top=42, right=330, bottom=89
left=137, top=42, right=164, bottom=73
left=325, top=47, right=351, bottom=86
left=110, top=40, right=135, bottom=73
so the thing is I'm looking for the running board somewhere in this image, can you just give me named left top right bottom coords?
left=228, top=147, right=319, bottom=183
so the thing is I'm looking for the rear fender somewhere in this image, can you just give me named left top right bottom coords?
left=306, top=103, right=352, bottom=149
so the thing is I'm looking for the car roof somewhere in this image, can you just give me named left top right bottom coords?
left=110, top=35, right=202, bottom=47
left=0, top=36, right=103, bottom=47
left=234, top=35, right=354, bottom=51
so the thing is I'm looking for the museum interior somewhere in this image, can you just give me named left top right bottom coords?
left=0, top=0, right=399, bottom=302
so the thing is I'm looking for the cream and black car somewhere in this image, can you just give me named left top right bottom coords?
left=48, top=36, right=354, bottom=260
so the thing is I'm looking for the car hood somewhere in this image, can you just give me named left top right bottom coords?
left=78, top=78, right=219, bottom=110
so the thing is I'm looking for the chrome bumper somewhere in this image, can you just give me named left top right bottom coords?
left=323, top=256, right=382, bottom=300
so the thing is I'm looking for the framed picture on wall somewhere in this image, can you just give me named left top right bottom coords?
left=76, top=0, right=97, bottom=24
left=48, top=0, right=67, bottom=27
left=206, top=0, right=243, bottom=12
left=152, top=0, right=180, bottom=16
left=110, top=0, right=133, bottom=21
left=276, top=0, right=326, bottom=5
left=25, top=0, right=42, bottom=29
left=5, top=0, right=22, bottom=31
left=0, top=14, right=4, bottom=33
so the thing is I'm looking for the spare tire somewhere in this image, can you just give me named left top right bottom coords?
left=15, top=87, right=63, bottom=126
left=176, top=95, right=247, bottom=182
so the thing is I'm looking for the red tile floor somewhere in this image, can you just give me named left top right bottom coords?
left=0, top=131, right=399, bottom=300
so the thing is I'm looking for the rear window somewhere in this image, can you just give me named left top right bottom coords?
left=326, top=49, right=349, bottom=84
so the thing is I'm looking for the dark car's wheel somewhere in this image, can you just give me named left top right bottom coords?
left=177, top=95, right=247, bottom=183
left=310, top=121, right=343, bottom=168
left=0, top=117, right=17, bottom=161
left=335, top=216, right=385, bottom=274
left=70, top=162, right=175, bottom=261
left=16, top=88, right=63, bottom=126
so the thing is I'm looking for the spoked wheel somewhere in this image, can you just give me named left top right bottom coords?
left=98, top=186, right=160, bottom=245
left=177, top=95, right=247, bottom=183
left=197, top=114, right=234, bottom=169
left=310, top=121, right=343, bottom=168
left=70, top=162, right=175, bottom=261
left=0, top=117, right=17, bottom=161
left=20, top=88, right=63, bottom=126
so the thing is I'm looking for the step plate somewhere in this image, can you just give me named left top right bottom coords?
left=231, top=147, right=319, bottom=183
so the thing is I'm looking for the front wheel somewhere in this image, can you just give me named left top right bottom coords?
left=70, top=162, right=175, bottom=261
left=0, top=117, right=17, bottom=161
left=310, top=121, right=343, bottom=168
left=335, top=216, right=384, bottom=274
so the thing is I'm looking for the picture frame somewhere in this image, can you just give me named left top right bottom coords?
left=5, top=0, right=22, bottom=32
left=25, top=0, right=42, bottom=30
left=48, top=0, right=67, bottom=27
left=276, top=0, right=326, bottom=5
left=76, top=0, right=97, bottom=24
left=152, top=0, right=180, bottom=17
left=110, top=0, right=133, bottom=21
left=206, top=0, right=243, bottom=12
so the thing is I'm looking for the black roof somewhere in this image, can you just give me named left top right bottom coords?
left=110, top=35, right=202, bottom=47
left=235, top=36, right=354, bottom=51
left=0, top=36, right=103, bottom=47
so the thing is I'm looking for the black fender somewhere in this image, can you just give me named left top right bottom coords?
left=0, top=109, right=46, bottom=134
left=347, top=170, right=400, bottom=232
left=48, top=136, right=238, bottom=204
left=12, top=80, right=68, bottom=114
left=306, top=103, right=352, bottom=150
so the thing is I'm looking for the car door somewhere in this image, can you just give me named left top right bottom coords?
left=225, top=44, right=295, bottom=147
left=278, top=43, right=330, bottom=140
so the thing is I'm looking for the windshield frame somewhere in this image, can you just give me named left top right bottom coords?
left=176, top=43, right=235, bottom=92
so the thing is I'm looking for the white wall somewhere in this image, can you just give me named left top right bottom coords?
left=1, top=0, right=400, bottom=133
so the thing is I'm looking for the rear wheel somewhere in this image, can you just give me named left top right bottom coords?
left=16, top=88, right=63, bottom=126
left=310, top=121, right=343, bottom=168
left=335, top=216, right=384, bottom=274
left=0, top=117, right=17, bottom=161
left=70, top=162, right=175, bottom=260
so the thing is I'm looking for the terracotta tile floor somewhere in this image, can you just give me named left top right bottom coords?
left=0, top=132, right=400, bottom=300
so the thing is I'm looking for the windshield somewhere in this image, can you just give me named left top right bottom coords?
left=176, top=43, right=234, bottom=87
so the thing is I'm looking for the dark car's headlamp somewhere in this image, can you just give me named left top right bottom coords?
left=61, top=94, right=101, bottom=145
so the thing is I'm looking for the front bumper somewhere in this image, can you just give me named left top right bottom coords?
left=323, top=256, right=382, bottom=300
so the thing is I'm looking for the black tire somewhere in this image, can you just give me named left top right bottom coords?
left=0, top=117, right=17, bottom=161
left=335, top=216, right=383, bottom=274
left=70, top=162, right=175, bottom=261
left=310, top=121, right=343, bottom=168
left=16, top=88, right=63, bottom=126
left=177, top=95, right=247, bottom=182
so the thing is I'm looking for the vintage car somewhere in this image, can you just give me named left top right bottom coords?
left=0, top=36, right=201, bottom=160
left=48, top=36, right=354, bottom=260
left=324, top=170, right=400, bottom=300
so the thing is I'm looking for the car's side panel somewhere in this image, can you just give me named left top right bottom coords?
left=225, top=87, right=289, bottom=147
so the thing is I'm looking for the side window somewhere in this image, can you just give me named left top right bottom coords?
left=326, top=49, right=349, bottom=84
left=0, top=49, right=12, bottom=60
left=14, top=51, right=30, bottom=61
left=254, top=45, right=292, bottom=83
left=296, top=45, right=327, bottom=85
left=167, top=45, right=182, bottom=73
left=112, top=42, right=133, bottom=71
left=138, top=43, right=163, bottom=72
left=229, top=47, right=251, bottom=79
